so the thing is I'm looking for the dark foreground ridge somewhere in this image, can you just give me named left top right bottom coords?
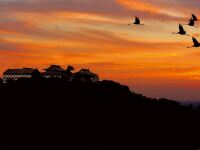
left=0, top=79, right=200, bottom=150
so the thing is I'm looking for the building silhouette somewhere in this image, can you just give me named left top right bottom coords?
left=3, top=68, right=40, bottom=83
left=43, top=65, right=66, bottom=78
left=74, top=69, right=99, bottom=83
left=2, top=65, right=100, bottom=83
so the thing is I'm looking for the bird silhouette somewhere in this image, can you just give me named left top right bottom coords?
left=172, top=24, right=190, bottom=36
left=192, top=14, right=198, bottom=21
left=186, top=18, right=198, bottom=28
left=187, top=37, right=200, bottom=48
left=128, top=16, right=144, bottom=25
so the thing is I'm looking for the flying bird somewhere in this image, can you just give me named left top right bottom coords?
left=172, top=24, right=189, bottom=36
left=128, top=16, right=144, bottom=25
left=187, top=37, right=200, bottom=48
left=186, top=19, right=198, bottom=28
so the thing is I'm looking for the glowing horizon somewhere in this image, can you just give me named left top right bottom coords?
left=1, top=0, right=200, bottom=101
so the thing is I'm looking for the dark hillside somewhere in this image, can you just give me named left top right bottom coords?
left=0, top=79, right=199, bottom=150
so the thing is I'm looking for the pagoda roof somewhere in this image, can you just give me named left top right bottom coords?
left=44, top=65, right=65, bottom=72
left=3, top=68, right=38, bottom=75
left=75, top=69, right=97, bottom=76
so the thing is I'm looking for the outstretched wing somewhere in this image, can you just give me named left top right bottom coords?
left=189, top=19, right=194, bottom=26
left=179, top=24, right=184, bottom=32
left=192, top=14, right=198, bottom=21
left=192, top=37, right=199, bottom=45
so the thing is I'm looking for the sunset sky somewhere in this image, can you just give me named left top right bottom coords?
left=1, top=0, right=200, bottom=101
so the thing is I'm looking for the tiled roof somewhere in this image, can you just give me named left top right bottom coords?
left=75, top=69, right=97, bottom=76
left=3, top=68, right=38, bottom=75
left=44, top=65, right=65, bottom=72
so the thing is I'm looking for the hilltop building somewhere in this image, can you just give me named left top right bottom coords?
left=74, top=69, right=99, bottom=83
left=43, top=65, right=66, bottom=78
left=2, top=65, right=100, bottom=83
left=43, top=65, right=99, bottom=82
left=3, top=68, right=41, bottom=83
left=43, top=65, right=74, bottom=81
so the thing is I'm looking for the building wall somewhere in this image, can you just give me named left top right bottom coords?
left=44, top=75, right=62, bottom=78
left=3, top=74, right=32, bottom=83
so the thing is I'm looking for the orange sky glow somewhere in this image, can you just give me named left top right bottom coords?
left=1, top=0, right=200, bottom=101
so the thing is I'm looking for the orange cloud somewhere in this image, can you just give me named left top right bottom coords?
left=117, top=0, right=159, bottom=13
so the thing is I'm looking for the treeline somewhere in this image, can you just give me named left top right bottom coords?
left=0, top=79, right=200, bottom=150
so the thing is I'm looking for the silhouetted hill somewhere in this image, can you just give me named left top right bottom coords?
left=0, top=79, right=199, bottom=150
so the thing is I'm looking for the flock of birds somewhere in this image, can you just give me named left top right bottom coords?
left=128, top=14, right=200, bottom=48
